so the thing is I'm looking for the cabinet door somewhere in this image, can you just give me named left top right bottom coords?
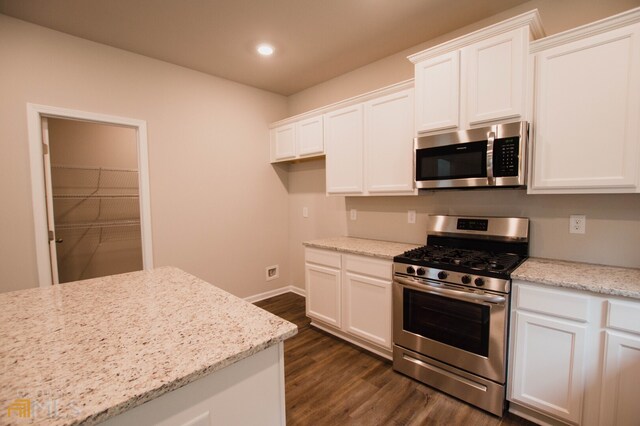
left=599, top=331, right=640, bottom=426
left=365, top=88, right=415, bottom=194
left=324, top=104, right=364, bottom=194
left=531, top=24, right=640, bottom=193
left=305, top=263, right=341, bottom=327
left=414, top=51, right=460, bottom=133
left=464, top=27, right=526, bottom=127
left=510, top=311, right=587, bottom=424
left=297, top=116, right=324, bottom=157
left=343, top=271, right=392, bottom=349
left=272, top=123, right=296, bottom=161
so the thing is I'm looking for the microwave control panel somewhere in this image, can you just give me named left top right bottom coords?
left=493, top=137, right=520, bottom=177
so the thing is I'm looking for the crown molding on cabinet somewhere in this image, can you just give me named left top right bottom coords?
left=270, top=79, right=414, bottom=128
left=407, top=9, right=545, bottom=64
left=530, top=6, right=640, bottom=53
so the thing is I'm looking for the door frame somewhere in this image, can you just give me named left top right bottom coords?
left=27, top=103, right=154, bottom=287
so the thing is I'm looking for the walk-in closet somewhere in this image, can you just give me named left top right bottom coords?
left=47, top=118, right=143, bottom=283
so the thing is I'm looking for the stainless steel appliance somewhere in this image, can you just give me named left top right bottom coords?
left=415, top=121, right=529, bottom=190
left=392, top=215, right=529, bottom=416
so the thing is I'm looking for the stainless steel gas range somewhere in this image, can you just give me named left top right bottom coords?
left=392, top=215, right=529, bottom=416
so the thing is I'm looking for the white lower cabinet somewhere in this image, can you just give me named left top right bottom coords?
left=305, top=249, right=342, bottom=328
left=510, top=310, right=587, bottom=424
left=509, top=280, right=640, bottom=425
left=599, top=299, right=640, bottom=426
left=305, top=248, right=393, bottom=358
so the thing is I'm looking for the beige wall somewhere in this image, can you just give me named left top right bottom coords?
left=0, top=15, right=290, bottom=296
left=287, top=0, right=640, bottom=289
left=48, top=118, right=138, bottom=169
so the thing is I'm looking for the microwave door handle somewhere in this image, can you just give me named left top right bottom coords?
left=487, top=131, right=495, bottom=185
left=394, top=276, right=506, bottom=304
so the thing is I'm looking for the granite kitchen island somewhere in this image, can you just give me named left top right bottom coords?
left=0, top=267, right=297, bottom=425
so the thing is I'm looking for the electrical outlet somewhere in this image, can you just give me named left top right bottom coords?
left=302, top=207, right=308, bottom=218
left=265, top=265, right=279, bottom=281
left=569, top=215, right=586, bottom=234
left=408, top=210, right=416, bottom=224
left=350, top=209, right=357, bottom=221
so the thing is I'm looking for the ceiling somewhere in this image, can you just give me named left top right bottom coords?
left=0, top=0, right=531, bottom=95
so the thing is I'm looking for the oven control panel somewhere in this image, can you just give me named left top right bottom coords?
left=393, top=262, right=510, bottom=294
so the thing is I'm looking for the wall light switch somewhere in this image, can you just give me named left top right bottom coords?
left=302, top=207, right=308, bottom=218
left=408, top=210, right=416, bottom=224
left=350, top=209, right=357, bottom=221
left=569, top=215, right=586, bottom=234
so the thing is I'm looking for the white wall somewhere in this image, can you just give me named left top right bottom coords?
left=0, top=14, right=290, bottom=297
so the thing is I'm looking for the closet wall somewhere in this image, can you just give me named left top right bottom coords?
left=48, top=118, right=142, bottom=283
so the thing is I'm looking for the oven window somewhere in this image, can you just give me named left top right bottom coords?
left=403, top=288, right=490, bottom=356
left=416, top=141, right=487, bottom=181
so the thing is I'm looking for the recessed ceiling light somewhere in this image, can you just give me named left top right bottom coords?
left=257, top=43, right=275, bottom=56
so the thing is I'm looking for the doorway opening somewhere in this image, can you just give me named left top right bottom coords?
left=27, top=104, right=153, bottom=286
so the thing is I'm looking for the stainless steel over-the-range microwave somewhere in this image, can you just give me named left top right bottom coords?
left=415, top=121, right=529, bottom=190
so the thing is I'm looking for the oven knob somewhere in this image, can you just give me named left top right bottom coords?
left=437, top=271, right=448, bottom=280
left=461, top=275, right=471, bottom=284
left=474, top=277, right=485, bottom=287
left=416, top=268, right=426, bottom=276
left=406, top=266, right=415, bottom=274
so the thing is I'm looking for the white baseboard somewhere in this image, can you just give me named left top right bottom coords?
left=245, top=285, right=306, bottom=303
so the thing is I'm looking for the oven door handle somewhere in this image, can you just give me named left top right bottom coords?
left=394, top=276, right=506, bottom=305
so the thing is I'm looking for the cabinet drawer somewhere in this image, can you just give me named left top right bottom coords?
left=606, top=300, right=640, bottom=334
left=514, top=283, right=590, bottom=322
left=305, top=248, right=341, bottom=269
left=344, top=254, right=391, bottom=280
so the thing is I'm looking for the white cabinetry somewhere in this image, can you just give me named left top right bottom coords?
left=364, top=88, right=415, bottom=194
left=529, top=15, right=640, bottom=194
left=305, top=248, right=342, bottom=327
left=509, top=283, right=590, bottom=424
left=464, top=28, right=527, bottom=127
left=305, top=247, right=393, bottom=358
left=270, top=115, right=324, bottom=163
left=324, top=86, right=415, bottom=196
left=509, top=280, right=640, bottom=426
left=343, top=255, right=392, bottom=349
left=409, top=11, right=543, bottom=134
left=324, top=104, right=365, bottom=194
left=414, top=51, right=460, bottom=132
left=599, top=300, right=640, bottom=426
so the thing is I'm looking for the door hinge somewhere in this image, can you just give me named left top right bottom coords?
left=42, top=143, right=49, bottom=155
left=48, top=230, right=54, bottom=242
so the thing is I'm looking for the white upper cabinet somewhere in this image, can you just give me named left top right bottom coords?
left=271, top=123, right=296, bottom=161
left=324, top=104, right=365, bottom=194
left=270, top=115, right=324, bottom=163
left=464, top=27, right=527, bottom=127
left=297, top=115, right=324, bottom=157
left=414, top=51, right=460, bottom=132
left=409, top=10, right=543, bottom=134
left=364, top=88, right=415, bottom=194
left=529, top=16, right=640, bottom=194
left=324, top=82, right=415, bottom=196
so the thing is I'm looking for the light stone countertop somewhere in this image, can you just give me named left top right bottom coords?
left=513, top=258, right=640, bottom=300
left=303, top=236, right=420, bottom=259
left=0, top=267, right=297, bottom=425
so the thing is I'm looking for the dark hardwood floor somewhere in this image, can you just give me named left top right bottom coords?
left=255, top=292, right=534, bottom=426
